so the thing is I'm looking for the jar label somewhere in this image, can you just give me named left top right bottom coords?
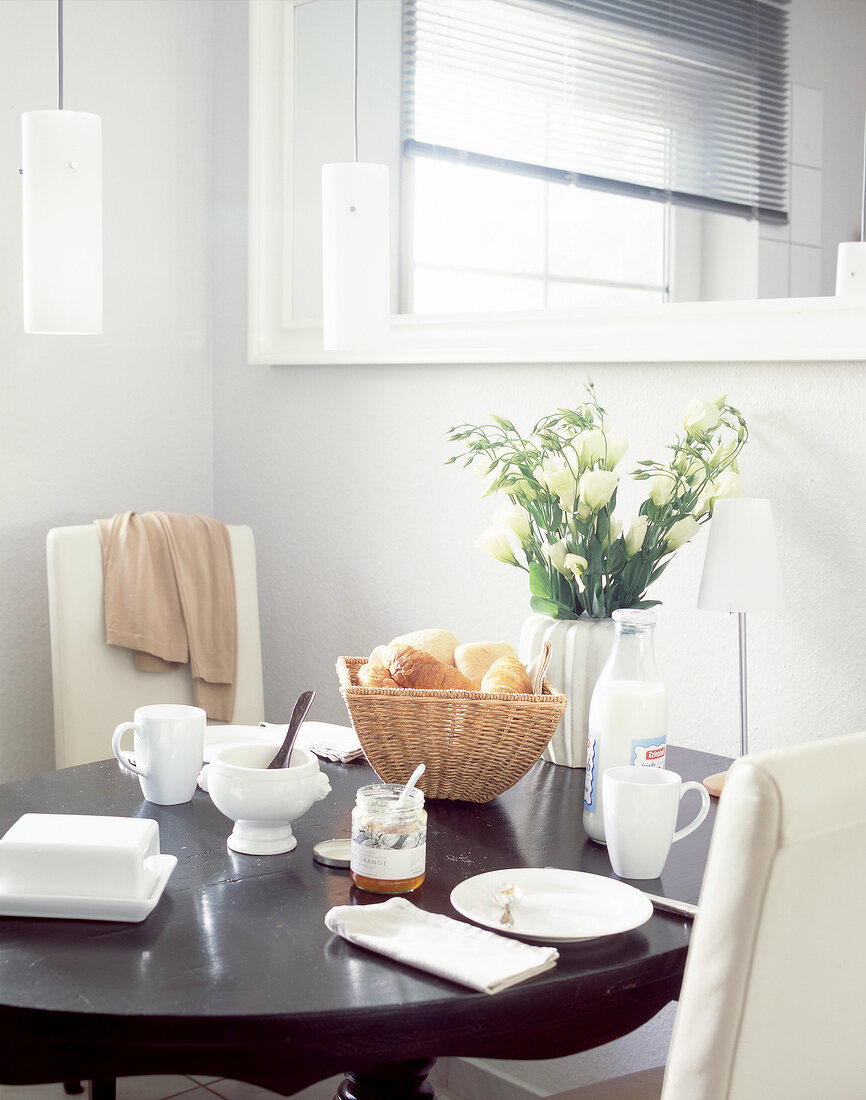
left=350, top=830, right=426, bottom=881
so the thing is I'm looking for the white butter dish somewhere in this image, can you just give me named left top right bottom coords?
left=0, top=814, right=165, bottom=901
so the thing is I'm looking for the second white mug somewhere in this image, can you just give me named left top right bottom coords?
left=112, top=704, right=206, bottom=806
left=602, top=765, right=710, bottom=880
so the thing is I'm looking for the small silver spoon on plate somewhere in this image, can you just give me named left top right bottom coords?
left=492, top=881, right=524, bottom=928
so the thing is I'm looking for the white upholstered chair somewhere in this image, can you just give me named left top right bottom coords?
left=550, top=730, right=866, bottom=1100
left=47, top=522, right=265, bottom=768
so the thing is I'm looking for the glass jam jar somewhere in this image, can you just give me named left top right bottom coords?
left=350, top=783, right=427, bottom=894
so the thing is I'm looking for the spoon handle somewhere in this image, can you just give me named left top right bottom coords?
left=267, top=690, right=316, bottom=769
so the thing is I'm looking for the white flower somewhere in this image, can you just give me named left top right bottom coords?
left=498, top=502, right=531, bottom=542
left=564, top=553, right=589, bottom=592
left=606, top=516, right=623, bottom=547
left=713, top=469, right=743, bottom=502
left=625, top=515, right=649, bottom=558
left=474, top=527, right=516, bottom=564
left=695, top=470, right=743, bottom=517
left=538, top=456, right=578, bottom=513
left=648, top=474, right=676, bottom=507
left=604, top=432, right=629, bottom=470
left=541, top=538, right=569, bottom=574
left=665, top=516, right=701, bottom=550
left=574, top=430, right=607, bottom=467
left=579, top=469, right=618, bottom=512
left=683, top=398, right=721, bottom=438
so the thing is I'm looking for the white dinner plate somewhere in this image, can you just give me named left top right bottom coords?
left=450, top=868, right=653, bottom=943
left=0, top=853, right=177, bottom=923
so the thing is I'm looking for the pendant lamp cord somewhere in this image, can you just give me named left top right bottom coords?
left=353, top=0, right=359, bottom=163
left=861, top=107, right=865, bottom=243
left=57, top=0, right=64, bottom=110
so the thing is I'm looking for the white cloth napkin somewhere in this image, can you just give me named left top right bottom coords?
left=324, top=897, right=558, bottom=994
left=260, top=720, right=364, bottom=763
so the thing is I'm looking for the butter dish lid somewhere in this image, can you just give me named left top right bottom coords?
left=0, top=814, right=161, bottom=900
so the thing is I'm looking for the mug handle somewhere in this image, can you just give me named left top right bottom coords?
left=112, top=722, right=147, bottom=778
left=672, top=780, right=710, bottom=843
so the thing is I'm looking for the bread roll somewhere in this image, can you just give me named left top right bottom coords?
left=385, top=643, right=478, bottom=691
left=388, top=629, right=459, bottom=667
left=358, top=662, right=399, bottom=689
left=367, top=645, right=391, bottom=668
left=454, top=641, right=518, bottom=684
left=480, top=655, right=533, bottom=695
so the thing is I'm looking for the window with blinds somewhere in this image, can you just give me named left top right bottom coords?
left=402, top=0, right=790, bottom=223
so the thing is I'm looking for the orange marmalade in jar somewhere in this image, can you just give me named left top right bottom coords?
left=350, top=783, right=427, bottom=893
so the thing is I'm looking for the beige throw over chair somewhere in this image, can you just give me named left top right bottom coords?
left=47, top=522, right=265, bottom=769
left=549, top=730, right=866, bottom=1100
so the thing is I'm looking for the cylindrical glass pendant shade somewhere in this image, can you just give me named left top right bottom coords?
left=322, top=162, right=389, bottom=351
left=835, top=242, right=866, bottom=296
left=22, top=109, right=103, bottom=334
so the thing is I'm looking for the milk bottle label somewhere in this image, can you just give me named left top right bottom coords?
left=584, top=733, right=599, bottom=812
left=632, top=738, right=666, bottom=767
left=584, top=733, right=666, bottom=813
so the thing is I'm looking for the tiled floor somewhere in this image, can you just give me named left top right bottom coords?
left=0, top=1075, right=345, bottom=1100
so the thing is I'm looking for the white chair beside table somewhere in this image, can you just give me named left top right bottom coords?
left=46, top=522, right=265, bottom=769
left=549, top=730, right=866, bottom=1100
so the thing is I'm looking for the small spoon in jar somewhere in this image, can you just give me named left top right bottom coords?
left=266, top=690, right=316, bottom=769
left=395, top=763, right=426, bottom=808
left=492, top=881, right=524, bottom=928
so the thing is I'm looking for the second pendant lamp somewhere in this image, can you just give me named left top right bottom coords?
left=321, top=0, right=390, bottom=351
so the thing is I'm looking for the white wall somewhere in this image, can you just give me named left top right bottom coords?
left=0, top=0, right=216, bottom=781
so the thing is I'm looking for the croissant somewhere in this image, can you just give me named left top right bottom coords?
left=480, top=655, right=533, bottom=695
left=358, top=662, right=400, bottom=689
left=385, top=643, right=478, bottom=691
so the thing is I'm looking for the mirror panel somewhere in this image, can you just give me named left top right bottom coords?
left=248, top=0, right=866, bottom=365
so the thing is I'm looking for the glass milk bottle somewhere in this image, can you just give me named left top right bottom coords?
left=583, top=609, right=667, bottom=844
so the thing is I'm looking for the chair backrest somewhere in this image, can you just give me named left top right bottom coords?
left=47, top=523, right=266, bottom=768
left=662, top=731, right=866, bottom=1100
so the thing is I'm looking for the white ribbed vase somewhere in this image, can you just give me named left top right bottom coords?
left=519, top=613, right=615, bottom=769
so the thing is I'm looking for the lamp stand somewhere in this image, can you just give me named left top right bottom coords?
left=704, top=612, right=748, bottom=797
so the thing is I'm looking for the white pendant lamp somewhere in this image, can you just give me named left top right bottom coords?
left=322, top=0, right=390, bottom=351
left=22, top=0, right=102, bottom=335
left=835, top=109, right=866, bottom=296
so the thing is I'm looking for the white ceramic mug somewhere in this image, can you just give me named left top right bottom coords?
left=112, top=704, right=206, bottom=806
left=602, top=766, right=710, bottom=880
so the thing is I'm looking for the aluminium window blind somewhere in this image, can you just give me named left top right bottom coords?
left=403, top=0, right=789, bottom=222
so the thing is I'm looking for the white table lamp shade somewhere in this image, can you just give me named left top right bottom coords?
left=697, top=498, right=783, bottom=614
left=22, top=110, right=103, bottom=335
left=322, top=162, right=389, bottom=351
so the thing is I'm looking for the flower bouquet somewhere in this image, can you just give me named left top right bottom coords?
left=446, top=383, right=748, bottom=620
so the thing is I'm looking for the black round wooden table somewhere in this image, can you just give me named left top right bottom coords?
left=0, top=745, right=727, bottom=1099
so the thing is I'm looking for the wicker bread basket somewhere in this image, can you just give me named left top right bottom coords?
left=336, top=656, right=567, bottom=802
